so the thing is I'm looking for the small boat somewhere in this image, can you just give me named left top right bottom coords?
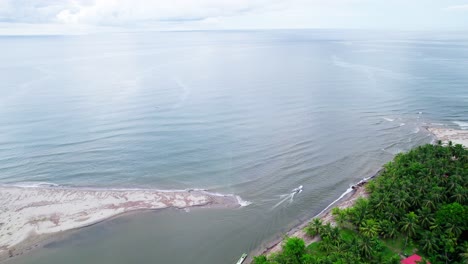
left=292, top=185, right=303, bottom=194
left=236, top=253, right=247, bottom=264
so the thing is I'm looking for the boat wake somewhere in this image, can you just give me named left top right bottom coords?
left=271, top=185, right=303, bottom=209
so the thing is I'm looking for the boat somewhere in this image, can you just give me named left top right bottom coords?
left=292, top=185, right=303, bottom=194
left=236, top=253, right=247, bottom=264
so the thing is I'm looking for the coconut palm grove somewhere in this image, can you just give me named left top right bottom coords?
left=253, top=143, right=467, bottom=264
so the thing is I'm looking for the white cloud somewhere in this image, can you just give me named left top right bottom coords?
left=0, top=0, right=367, bottom=26
left=0, top=0, right=279, bottom=25
left=1, top=0, right=467, bottom=33
left=445, top=4, right=468, bottom=11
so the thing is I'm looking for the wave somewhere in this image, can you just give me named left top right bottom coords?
left=2, top=181, right=60, bottom=188
left=313, top=186, right=353, bottom=217
left=453, top=121, right=468, bottom=130
left=378, top=125, right=403, bottom=131
left=236, top=196, right=252, bottom=207
left=382, top=117, right=394, bottom=122
left=313, top=169, right=382, bottom=218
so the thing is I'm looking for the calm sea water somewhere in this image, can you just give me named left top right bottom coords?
left=1, top=30, right=468, bottom=264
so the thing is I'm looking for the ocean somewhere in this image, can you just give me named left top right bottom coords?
left=1, top=30, right=467, bottom=264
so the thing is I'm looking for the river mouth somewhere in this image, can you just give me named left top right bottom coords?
left=1, top=30, right=467, bottom=264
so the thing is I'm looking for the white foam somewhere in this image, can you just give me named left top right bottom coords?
left=5, top=181, right=60, bottom=188
left=383, top=117, right=394, bottom=122
left=313, top=170, right=380, bottom=219
left=399, top=123, right=405, bottom=126
left=453, top=121, right=468, bottom=130
left=314, top=187, right=353, bottom=218
left=236, top=196, right=252, bottom=207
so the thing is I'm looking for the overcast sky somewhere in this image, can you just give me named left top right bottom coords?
left=1, top=0, right=468, bottom=34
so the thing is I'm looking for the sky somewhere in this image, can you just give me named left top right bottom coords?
left=0, top=0, right=468, bottom=34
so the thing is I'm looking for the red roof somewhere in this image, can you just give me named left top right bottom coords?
left=401, top=254, right=429, bottom=264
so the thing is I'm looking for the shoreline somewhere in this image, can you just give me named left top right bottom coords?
left=426, top=126, right=468, bottom=147
left=250, top=126, right=468, bottom=262
left=2, top=126, right=466, bottom=263
left=0, top=186, right=244, bottom=262
left=253, top=170, right=379, bottom=259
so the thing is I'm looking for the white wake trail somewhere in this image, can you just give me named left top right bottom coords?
left=272, top=193, right=294, bottom=209
left=271, top=185, right=303, bottom=209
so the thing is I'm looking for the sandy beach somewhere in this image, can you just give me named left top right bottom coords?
left=427, top=127, right=468, bottom=147
left=0, top=186, right=242, bottom=260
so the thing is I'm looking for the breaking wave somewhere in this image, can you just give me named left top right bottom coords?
left=453, top=121, right=468, bottom=130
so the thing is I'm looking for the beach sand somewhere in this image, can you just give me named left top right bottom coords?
left=427, top=127, right=468, bottom=147
left=0, top=186, right=241, bottom=260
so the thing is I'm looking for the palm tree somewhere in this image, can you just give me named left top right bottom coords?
left=333, top=209, right=348, bottom=228
left=418, top=207, right=434, bottom=229
left=301, top=254, right=321, bottom=264
left=306, top=218, right=323, bottom=237
left=320, top=223, right=333, bottom=238
left=459, top=242, right=468, bottom=264
left=445, top=223, right=462, bottom=238
left=282, top=237, right=305, bottom=264
left=400, top=212, right=419, bottom=248
left=394, top=194, right=410, bottom=211
left=420, top=231, right=438, bottom=255
left=422, top=198, right=436, bottom=211
left=319, top=237, right=334, bottom=254
left=386, top=224, right=398, bottom=240
left=384, top=205, right=400, bottom=223
left=451, top=186, right=466, bottom=204
left=352, top=198, right=369, bottom=227
left=334, top=240, right=348, bottom=255
left=360, top=219, right=380, bottom=238
left=358, top=236, right=374, bottom=259
left=432, top=190, right=443, bottom=203
left=329, top=226, right=340, bottom=242
left=408, top=194, right=422, bottom=208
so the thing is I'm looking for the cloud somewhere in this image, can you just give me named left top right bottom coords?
left=0, top=0, right=367, bottom=26
left=445, top=4, right=468, bottom=11
left=0, top=0, right=279, bottom=26
left=1, top=0, right=467, bottom=33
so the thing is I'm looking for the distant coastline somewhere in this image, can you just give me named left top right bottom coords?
left=0, top=186, right=245, bottom=261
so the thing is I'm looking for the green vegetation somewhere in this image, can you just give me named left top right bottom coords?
left=253, top=143, right=467, bottom=264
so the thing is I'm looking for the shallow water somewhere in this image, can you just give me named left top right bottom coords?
left=1, top=30, right=468, bottom=264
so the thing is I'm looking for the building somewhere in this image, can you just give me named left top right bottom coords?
left=401, top=254, right=430, bottom=264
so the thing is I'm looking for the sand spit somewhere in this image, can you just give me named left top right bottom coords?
left=427, top=127, right=468, bottom=147
left=0, top=186, right=241, bottom=259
